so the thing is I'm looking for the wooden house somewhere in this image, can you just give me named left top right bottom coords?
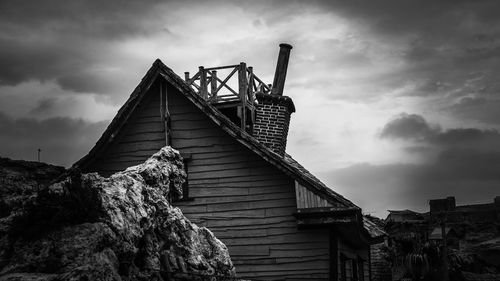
left=75, top=44, right=383, bottom=280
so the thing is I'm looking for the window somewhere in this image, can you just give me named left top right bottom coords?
left=340, top=255, right=347, bottom=281
left=358, top=257, right=365, bottom=281
left=352, top=259, right=358, bottom=281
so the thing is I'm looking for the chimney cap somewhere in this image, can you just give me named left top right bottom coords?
left=279, top=43, right=293, bottom=49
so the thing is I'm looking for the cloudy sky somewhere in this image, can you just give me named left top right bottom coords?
left=1, top=0, right=500, bottom=217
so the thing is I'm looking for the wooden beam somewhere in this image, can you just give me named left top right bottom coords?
left=214, top=75, right=238, bottom=96
left=238, top=62, right=247, bottom=130
left=199, top=66, right=207, bottom=99
left=297, top=216, right=356, bottom=226
left=252, top=74, right=271, bottom=92
left=210, top=70, right=217, bottom=101
left=215, top=67, right=238, bottom=95
left=204, top=64, right=240, bottom=71
left=160, top=78, right=164, bottom=129
left=187, top=72, right=200, bottom=85
left=248, top=66, right=255, bottom=102
left=164, top=81, right=171, bottom=146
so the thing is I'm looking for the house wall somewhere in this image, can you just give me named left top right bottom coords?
left=86, top=79, right=332, bottom=280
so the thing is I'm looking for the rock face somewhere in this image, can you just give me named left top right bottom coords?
left=0, top=148, right=235, bottom=280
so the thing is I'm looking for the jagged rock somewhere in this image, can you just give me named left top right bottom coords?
left=0, top=147, right=235, bottom=280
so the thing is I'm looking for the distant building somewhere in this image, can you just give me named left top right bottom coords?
left=429, top=196, right=500, bottom=224
left=386, top=210, right=425, bottom=223
left=383, top=196, right=500, bottom=280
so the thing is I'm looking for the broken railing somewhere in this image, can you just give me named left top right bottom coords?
left=184, top=63, right=271, bottom=105
left=184, top=63, right=272, bottom=131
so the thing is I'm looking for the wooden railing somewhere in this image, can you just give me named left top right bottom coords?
left=184, top=62, right=271, bottom=105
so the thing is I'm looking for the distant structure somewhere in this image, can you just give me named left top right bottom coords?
left=386, top=209, right=425, bottom=223
left=383, top=196, right=500, bottom=280
left=429, top=195, right=500, bottom=224
left=75, top=44, right=384, bottom=280
left=386, top=195, right=500, bottom=243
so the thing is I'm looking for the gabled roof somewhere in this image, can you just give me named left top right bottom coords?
left=363, top=216, right=387, bottom=240
left=387, top=209, right=421, bottom=215
left=74, top=59, right=358, bottom=211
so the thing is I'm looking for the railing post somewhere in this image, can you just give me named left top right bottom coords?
left=184, top=72, right=190, bottom=83
left=238, top=62, right=247, bottom=130
left=199, top=66, right=207, bottom=99
left=247, top=66, right=256, bottom=125
left=248, top=66, right=254, bottom=101
left=211, top=70, right=217, bottom=101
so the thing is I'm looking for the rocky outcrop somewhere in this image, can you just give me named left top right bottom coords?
left=0, top=147, right=235, bottom=280
left=0, top=157, right=65, bottom=221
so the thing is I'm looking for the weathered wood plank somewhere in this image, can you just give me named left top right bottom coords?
left=233, top=255, right=329, bottom=265
left=106, top=140, right=165, bottom=154
left=176, top=191, right=294, bottom=205
left=188, top=178, right=291, bottom=188
left=103, top=149, right=160, bottom=159
left=229, top=245, right=270, bottom=256
left=204, top=216, right=296, bottom=228
left=119, top=122, right=163, bottom=135
left=237, top=265, right=329, bottom=275
left=188, top=174, right=286, bottom=185
left=128, top=116, right=160, bottom=124
left=222, top=233, right=329, bottom=246
left=118, top=132, right=165, bottom=143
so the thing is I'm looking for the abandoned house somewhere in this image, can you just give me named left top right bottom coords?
left=75, top=44, right=384, bottom=280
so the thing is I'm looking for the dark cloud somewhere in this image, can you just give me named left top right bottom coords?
left=0, top=0, right=166, bottom=94
left=381, top=113, right=500, bottom=150
left=0, top=0, right=163, bottom=39
left=380, top=113, right=439, bottom=141
left=323, top=157, right=500, bottom=216
left=327, top=113, right=500, bottom=216
left=310, top=0, right=500, bottom=116
left=314, top=0, right=500, bottom=37
left=0, top=111, right=108, bottom=167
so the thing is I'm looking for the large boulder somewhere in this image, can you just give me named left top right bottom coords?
left=0, top=147, right=235, bottom=280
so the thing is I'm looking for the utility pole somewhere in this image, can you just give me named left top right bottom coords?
left=37, top=148, right=41, bottom=162
left=440, top=213, right=449, bottom=281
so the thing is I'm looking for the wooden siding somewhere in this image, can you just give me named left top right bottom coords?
left=88, top=81, right=165, bottom=175
left=167, top=82, right=331, bottom=280
left=88, top=79, right=332, bottom=280
left=295, top=181, right=333, bottom=209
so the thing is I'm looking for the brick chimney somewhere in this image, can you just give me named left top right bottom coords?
left=253, top=44, right=295, bottom=156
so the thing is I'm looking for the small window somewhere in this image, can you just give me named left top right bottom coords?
left=358, top=258, right=365, bottom=281
left=340, top=255, right=347, bottom=281
left=352, top=258, right=358, bottom=281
